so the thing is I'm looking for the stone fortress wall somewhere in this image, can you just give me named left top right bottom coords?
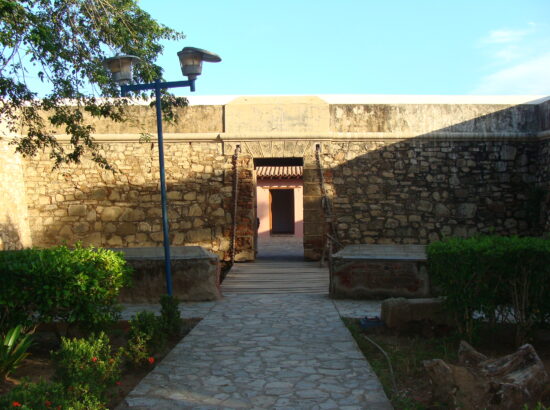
left=0, top=136, right=32, bottom=250
left=1, top=95, right=549, bottom=260
left=537, top=100, right=550, bottom=232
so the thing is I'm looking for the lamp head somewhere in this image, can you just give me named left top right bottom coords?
left=177, top=47, right=221, bottom=80
left=102, top=54, right=141, bottom=85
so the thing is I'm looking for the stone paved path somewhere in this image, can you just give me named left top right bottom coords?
left=120, top=293, right=391, bottom=409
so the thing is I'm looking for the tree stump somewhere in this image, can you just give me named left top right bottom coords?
left=423, top=341, right=549, bottom=409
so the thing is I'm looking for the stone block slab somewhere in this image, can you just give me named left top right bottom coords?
left=330, top=244, right=429, bottom=299
left=381, top=297, right=453, bottom=328
left=116, top=246, right=221, bottom=302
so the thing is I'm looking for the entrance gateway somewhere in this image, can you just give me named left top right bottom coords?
left=254, top=157, right=304, bottom=258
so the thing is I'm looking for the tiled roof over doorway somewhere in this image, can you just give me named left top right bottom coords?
left=256, top=166, right=303, bottom=179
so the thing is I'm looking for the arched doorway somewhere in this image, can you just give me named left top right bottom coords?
left=254, top=157, right=304, bottom=259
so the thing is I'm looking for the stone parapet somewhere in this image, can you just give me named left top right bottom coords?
left=116, top=246, right=221, bottom=302
left=330, top=245, right=429, bottom=299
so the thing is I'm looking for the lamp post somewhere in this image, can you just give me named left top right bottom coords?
left=103, top=47, right=221, bottom=296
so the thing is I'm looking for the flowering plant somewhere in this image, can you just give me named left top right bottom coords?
left=53, top=332, right=122, bottom=401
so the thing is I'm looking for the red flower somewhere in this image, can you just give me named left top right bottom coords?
left=45, top=400, right=52, bottom=407
left=115, top=381, right=121, bottom=386
left=147, top=357, right=155, bottom=364
left=91, top=357, right=98, bottom=363
left=12, top=402, right=22, bottom=407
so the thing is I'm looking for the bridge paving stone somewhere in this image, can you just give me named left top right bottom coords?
left=119, top=293, right=391, bottom=409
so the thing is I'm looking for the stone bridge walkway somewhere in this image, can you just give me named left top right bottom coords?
left=120, top=261, right=391, bottom=409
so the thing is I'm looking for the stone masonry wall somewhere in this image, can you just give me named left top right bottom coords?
left=301, top=139, right=539, bottom=257
left=538, top=101, right=550, bottom=234
left=0, top=138, right=32, bottom=250
left=9, top=97, right=550, bottom=261
left=23, top=140, right=252, bottom=261
left=540, top=139, right=550, bottom=235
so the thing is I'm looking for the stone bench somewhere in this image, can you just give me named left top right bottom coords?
left=115, top=246, right=221, bottom=302
left=330, top=244, right=429, bottom=299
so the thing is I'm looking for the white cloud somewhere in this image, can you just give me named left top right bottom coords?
left=472, top=52, right=550, bottom=94
left=477, top=25, right=538, bottom=66
left=493, top=45, right=522, bottom=63
left=481, top=28, right=532, bottom=45
left=473, top=23, right=550, bottom=94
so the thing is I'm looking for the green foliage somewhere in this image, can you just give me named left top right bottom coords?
left=0, top=244, right=132, bottom=337
left=0, top=0, right=186, bottom=169
left=0, top=325, right=33, bottom=379
left=160, top=295, right=182, bottom=337
left=427, top=236, right=550, bottom=344
left=524, top=403, right=549, bottom=410
left=0, top=380, right=107, bottom=409
left=53, top=332, right=121, bottom=401
left=124, top=311, right=165, bottom=367
left=123, top=328, right=152, bottom=368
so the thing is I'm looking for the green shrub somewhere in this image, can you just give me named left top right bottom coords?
left=0, top=325, right=33, bottom=380
left=0, top=379, right=107, bottom=409
left=53, top=332, right=121, bottom=401
left=129, top=311, right=166, bottom=353
left=124, top=311, right=165, bottom=367
left=0, top=244, right=132, bottom=335
left=160, top=295, right=182, bottom=337
left=428, top=236, right=550, bottom=344
left=124, top=330, right=152, bottom=368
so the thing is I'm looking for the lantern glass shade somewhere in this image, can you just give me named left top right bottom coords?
left=177, top=47, right=221, bottom=80
left=103, top=55, right=140, bottom=85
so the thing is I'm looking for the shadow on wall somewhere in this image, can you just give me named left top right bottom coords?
left=310, top=102, right=548, bottom=252
left=0, top=215, right=23, bottom=250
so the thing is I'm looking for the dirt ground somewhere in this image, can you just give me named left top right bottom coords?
left=343, top=319, right=550, bottom=409
left=0, top=318, right=200, bottom=409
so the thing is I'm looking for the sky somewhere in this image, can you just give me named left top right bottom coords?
left=136, top=0, right=550, bottom=97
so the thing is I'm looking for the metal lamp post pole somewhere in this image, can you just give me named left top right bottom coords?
left=104, top=47, right=220, bottom=297
left=120, top=78, right=196, bottom=296
left=154, top=80, right=173, bottom=296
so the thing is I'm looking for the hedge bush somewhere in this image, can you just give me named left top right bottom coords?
left=0, top=380, right=107, bottom=409
left=428, top=236, right=550, bottom=344
left=160, top=295, right=182, bottom=337
left=0, top=244, right=132, bottom=335
left=54, top=332, right=122, bottom=401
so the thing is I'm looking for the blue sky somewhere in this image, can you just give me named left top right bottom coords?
left=138, top=0, right=550, bottom=96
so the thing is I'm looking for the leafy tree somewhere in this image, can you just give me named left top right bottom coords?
left=0, top=0, right=186, bottom=169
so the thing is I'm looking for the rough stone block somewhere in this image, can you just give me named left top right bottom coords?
left=185, top=228, right=212, bottom=242
left=117, top=246, right=221, bottom=302
left=68, top=204, right=87, bottom=217
left=381, top=297, right=452, bottom=328
left=101, top=206, right=124, bottom=221
left=330, top=244, right=429, bottom=299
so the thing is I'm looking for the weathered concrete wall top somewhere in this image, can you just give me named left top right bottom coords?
left=37, top=105, right=224, bottom=137
left=224, top=96, right=330, bottom=135
left=38, top=95, right=550, bottom=141
left=539, top=100, right=550, bottom=133
left=329, top=104, right=540, bottom=135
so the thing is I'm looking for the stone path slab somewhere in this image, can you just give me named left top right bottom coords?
left=120, top=293, right=391, bottom=409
